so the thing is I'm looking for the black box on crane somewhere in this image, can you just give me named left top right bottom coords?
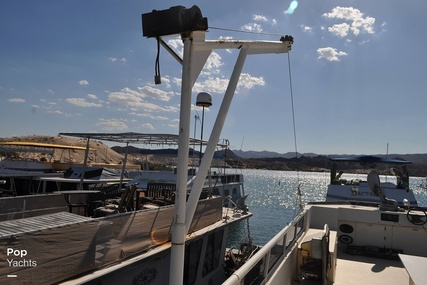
left=142, top=5, right=208, bottom=38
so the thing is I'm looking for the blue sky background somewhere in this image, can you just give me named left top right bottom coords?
left=1, top=0, right=426, bottom=155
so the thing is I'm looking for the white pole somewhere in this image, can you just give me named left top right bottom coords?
left=119, top=142, right=129, bottom=189
left=80, top=138, right=90, bottom=190
left=169, top=34, right=193, bottom=285
left=185, top=46, right=249, bottom=230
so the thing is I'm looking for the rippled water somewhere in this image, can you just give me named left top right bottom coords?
left=227, top=169, right=427, bottom=246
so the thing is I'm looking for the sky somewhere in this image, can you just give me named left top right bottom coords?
left=1, top=0, right=427, bottom=155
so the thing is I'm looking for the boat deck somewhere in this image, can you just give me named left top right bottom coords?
left=334, top=248, right=408, bottom=285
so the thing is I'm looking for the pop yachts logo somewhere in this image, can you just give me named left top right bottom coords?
left=6, top=248, right=37, bottom=268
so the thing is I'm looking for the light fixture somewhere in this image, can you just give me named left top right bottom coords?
left=196, top=92, right=212, bottom=164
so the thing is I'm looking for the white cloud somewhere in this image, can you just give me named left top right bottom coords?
left=201, top=52, right=223, bottom=76
left=167, top=119, right=179, bottom=128
left=108, top=57, right=127, bottom=63
left=238, top=73, right=265, bottom=90
left=97, top=118, right=128, bottom=131
left=142, top=123, right=154, bottom=129
left=8, top=98, right=25, bottom=103
left=66, top=98, right=102, bottom=107
left=252, top=14, right=277, bottom=26
left=301, top=25, right=313, bottom=32
left=317, top=47, right=347, bottom=61
left=167, top=38, right=184, bottom=57
left=328, top=23, right=350, bottom=37
left=323, top=6, right=375, bottom=37
left=129, top=112, right=169, bottom=120
left=193, top=73, right=265, bottom=95
left=241, top=23, right=262, bottom=33
left=49, top=110, right=71, bottom=116
left=87, top=94, right=98, bottom=99
left=139, top=86, right=174, bottom=102
left=193, top=77, right=229, bottom=94
left=79, top=80, right=89, bottom=86
left=253, top=15, right=268, bottom=22
left=108, top=87, right=178, bottom=112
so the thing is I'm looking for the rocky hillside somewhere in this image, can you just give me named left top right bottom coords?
left=2, top=135, right=427, bottom=176
left=0, top=135, right=126, bottom=165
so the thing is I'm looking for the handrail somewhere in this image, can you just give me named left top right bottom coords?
left=222, top=209, right=307, bottom=285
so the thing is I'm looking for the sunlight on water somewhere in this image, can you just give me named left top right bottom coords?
left=226, top=169, right=427, bottom=246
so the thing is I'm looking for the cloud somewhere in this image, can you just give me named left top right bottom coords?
left=323, top=6, right=375, bottom=37
left=167, top=119, right=179, bottom=128
left=300, top=25, right=312, bottom=32
left=142, top=123, right=154, bottom=129
left=108, top=57, right=127, bottom=63
left=8, top=98, right=25, bottom=103
left=201, top=52, right=223, bottom=76
left=192, top=72, right=265, bottom=95
left=79, top=80, right=89, bottom=86
left=87, top=94, right=98, bottom=99
left=129, top=112, right=169, bottom=120
left=48, top=110, right=71, bottom=116
left=139, top=86, right=174, bottom=102
left=252, top=14, right=277, bottom=26
left=328, top=23, right=350, bottom=37
left=167, top=38, right=184, bottom=58
left=97, top=118, right=128, bottom=131
left=241, top=23, right=262, bottom=33
left=66, top=98, right=102, bottom=107
left=238, top=73, right=265, bottom=90
left=317, top=47, right=347, bottom=61
left=253, top=15, right=268, bottom=22
left=193, top=77, right=229, bottom=94
left=108, top=87, right=178, bottom=112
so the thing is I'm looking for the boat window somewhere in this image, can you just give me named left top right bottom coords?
left=285, top=226, right=296, bottom=249
left=268, top=242, right=284, bottom=271
left=202, top=230, right=224, bottom=277
left=184, top=238, right=203, bottom=285
left=223, top=189, right=230, bottom=196
left=232, top=188, right=237, bottom=195
left=296, top=216, right=304, bottom=235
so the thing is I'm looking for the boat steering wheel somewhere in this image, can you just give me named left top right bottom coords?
left=407, top=209, right=427, bottom=226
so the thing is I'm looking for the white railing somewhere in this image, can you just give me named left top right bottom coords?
left=222, top=210, right=307, bottom=285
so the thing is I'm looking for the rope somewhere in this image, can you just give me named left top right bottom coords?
left=286, top=53, right=304, bottom=217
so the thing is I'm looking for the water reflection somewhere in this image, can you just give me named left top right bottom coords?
left=226, top=169, right=427, bottom=246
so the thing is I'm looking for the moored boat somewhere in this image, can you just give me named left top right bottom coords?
left=325, top=155, right=418, bottom=206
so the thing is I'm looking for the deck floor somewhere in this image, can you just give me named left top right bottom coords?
left=334, top=248, right=409, bottom=285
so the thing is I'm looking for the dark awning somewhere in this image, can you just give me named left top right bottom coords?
left=329, top=155, right=411, bottom=165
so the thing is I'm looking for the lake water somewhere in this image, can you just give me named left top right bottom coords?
left=226, top=169, right=427, bottom=246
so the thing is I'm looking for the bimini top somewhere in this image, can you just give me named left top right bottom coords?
left=329, top=155, right=411, bottom=165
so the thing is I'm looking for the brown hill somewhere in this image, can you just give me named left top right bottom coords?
left=0, top=135, right=126, bottom=166
left=2, top=135, right=427, bottom=176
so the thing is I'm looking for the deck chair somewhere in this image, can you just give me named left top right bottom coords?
left=139, top=183, right=176, bottom=207
left=93, top=183, right=137, bottom=217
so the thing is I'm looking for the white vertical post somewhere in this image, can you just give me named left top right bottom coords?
left=80, top=138, right=90, bottom=190
left=170, top=35, right=193, bottom=285
left=119, top=142, right=129, bottom=189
